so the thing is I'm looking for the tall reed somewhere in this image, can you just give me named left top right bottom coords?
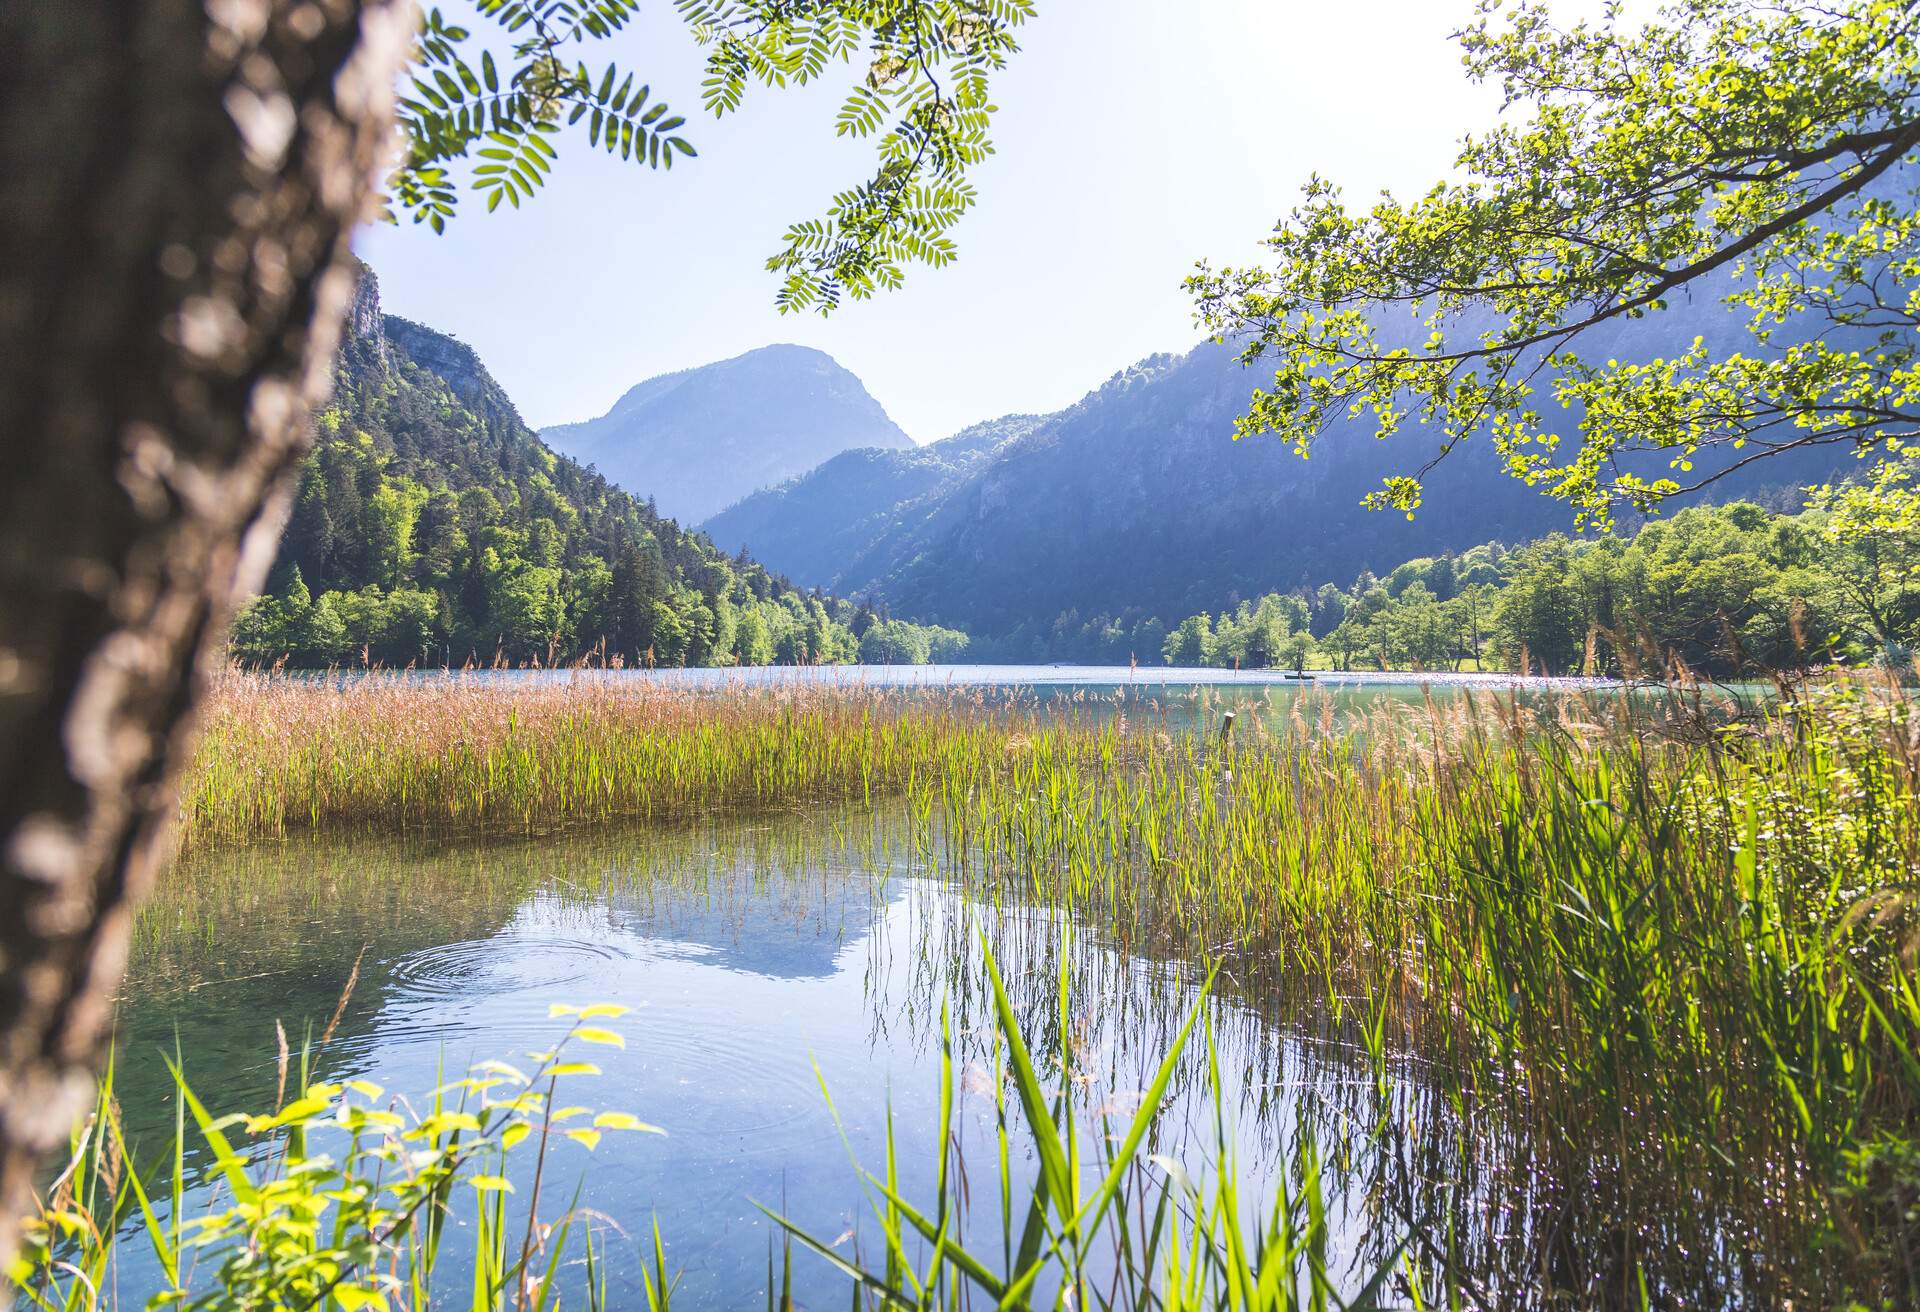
left=914, top=676, right=1920, bottom=1302
left=177, top=671, right=1044, bottom=847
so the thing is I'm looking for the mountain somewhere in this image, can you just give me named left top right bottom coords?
left=700, top=414, right=1042, bottom=590
left=230, top=268, right=958, bottom=668
left=541, top=344, right=914, bottom=524
left=705, top=281, right=1866, bottom=649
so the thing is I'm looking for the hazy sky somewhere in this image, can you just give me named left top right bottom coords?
left=357, top=1, right=1521, bottom=441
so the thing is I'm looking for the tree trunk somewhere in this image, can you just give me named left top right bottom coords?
left=0, top=0, right=411, bottom=1261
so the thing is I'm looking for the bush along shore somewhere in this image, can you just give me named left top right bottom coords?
left=17, top=668, right=1918, bottom=1307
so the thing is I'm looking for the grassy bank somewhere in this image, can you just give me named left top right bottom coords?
left=914, top=676, right=1920, bottom=1302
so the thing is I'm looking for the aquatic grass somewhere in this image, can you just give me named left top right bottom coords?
left=7, top=1001, right=656, bottom=1312
left=127, top=666, right=1920, bottom=1302
left=915, top=674, right=1920, bottom=1302
left=176, top=671, right=1063, bottom=848
left=763, top=937, right=1406, bottom=1311
left=13, top=938, right=1404, bottom=1311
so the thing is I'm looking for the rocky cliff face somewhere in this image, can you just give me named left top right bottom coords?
left=341, top=263, right=502, bottom=422
left=347, top=263, right=386, bottom=365
left=380, top=315, right=527, bottom=433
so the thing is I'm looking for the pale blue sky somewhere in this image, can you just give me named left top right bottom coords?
left=357, top=1, right=1519, bottom=442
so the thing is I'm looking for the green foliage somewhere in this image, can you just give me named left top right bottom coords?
left=676, top=0, right=1034, bottom=312
left=1147, top=501, right=1920, bottom=675
left=231, top=315, right=961, bottom=669
left=1190, top=0, right=1920, bottom=527
left=394, top=1, right=697, bottom=229
left=9, top=1012, right=652, bottom=1311
left=855, top=617, right=968, bottom=664
left=390, top=0, right=1032, bottom=310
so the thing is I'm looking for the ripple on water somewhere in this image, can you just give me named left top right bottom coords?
left=388, top=932, right=631, bottom=1002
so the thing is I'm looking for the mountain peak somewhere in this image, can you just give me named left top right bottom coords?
left=545, top=346, right=912, bottom=521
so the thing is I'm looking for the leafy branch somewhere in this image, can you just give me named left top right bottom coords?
left=388, top=1, right=1033, bottom=313
left=1188, top=0, right=1920, bottom=529
left=390, top=2, right=697, bottom=230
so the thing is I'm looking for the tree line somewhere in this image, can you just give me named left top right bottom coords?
left=982, top=500, right=1918, bottom=677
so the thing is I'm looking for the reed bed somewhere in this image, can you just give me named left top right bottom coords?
left=177, top=670, right=1049, bottom=847
left=914, top=677, right=1920, bottom=1302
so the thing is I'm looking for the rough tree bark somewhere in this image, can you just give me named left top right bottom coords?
left=0, top=0, right=412, bottom=1261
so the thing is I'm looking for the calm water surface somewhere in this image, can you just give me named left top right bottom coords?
left=124, top=808, right=1379, bottom=1305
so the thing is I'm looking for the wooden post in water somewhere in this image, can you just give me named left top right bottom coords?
left=1217, top=710, right=1236, bottom=786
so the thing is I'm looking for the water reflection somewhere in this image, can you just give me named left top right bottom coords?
left=120, top=799, right=1795, bottom=1307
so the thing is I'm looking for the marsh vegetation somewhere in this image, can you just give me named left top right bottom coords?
left=12, top=668, right=1916, bottom=1308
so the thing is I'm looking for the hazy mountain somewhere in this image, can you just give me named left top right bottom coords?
left=706, top=280, right=1865, bottom=643
left=700, top=414, right=1042, bottom=590
left=542, top=344, right=914, bottom=524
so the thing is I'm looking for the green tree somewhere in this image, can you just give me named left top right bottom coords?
left=364, top=477, right=429, bottom=587
left=1162, top=614, right=1213, bottom=667
left=1384, top=582, right=1455, bottom=670
left=1191, top=0, right=1920, bottom=528
left=735, top=606, right=776, bottom=666
left=1279, top=629, right=1316, bottom=674
left=379, top=588, right=445, bottom=667
left=1454, top=583, right=1498, bottom=668
left=1325, top=618, right=1368, bottom=673
left=1806, top=473, right=1920, bottom=657
left=1495, top=539, right=1590, bottom=674
left=859, top=620, right=931, bottom=665
left=484, top=558, right=564, bottom=660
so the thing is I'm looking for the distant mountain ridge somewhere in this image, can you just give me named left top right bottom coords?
left=231, top=267, right=962, bottom=669
left=542, top=344, right=913, bottom=524
left=701, top=413, right=1042, bottom=591
left=700, top=280, right=1869, bottom=648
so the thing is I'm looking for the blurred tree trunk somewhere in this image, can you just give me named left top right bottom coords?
left=0, top=0, right=411, bottom=1259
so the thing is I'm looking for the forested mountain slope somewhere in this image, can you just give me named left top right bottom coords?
left=231, top=270, right=962, bottom=668
left=700, top=414, right=1042, bottom=590
left=542, top=344, right=914, bottom=524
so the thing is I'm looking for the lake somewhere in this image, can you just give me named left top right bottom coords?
left=122, top=808, right=1356, bottom=1305
left=111, top=670, right=1779, bottom=1306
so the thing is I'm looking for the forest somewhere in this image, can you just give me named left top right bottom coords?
left=988, top=500, right=1920, bottom=676
left=228, top=298, right=965, bottom=669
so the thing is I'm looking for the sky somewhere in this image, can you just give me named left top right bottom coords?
left=357, top=0, right=1522, bottom=442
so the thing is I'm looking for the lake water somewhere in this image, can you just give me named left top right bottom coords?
left=112, top=671, right=1778, bottom=1306
left=122, top=808, right=1376, bottom=1305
